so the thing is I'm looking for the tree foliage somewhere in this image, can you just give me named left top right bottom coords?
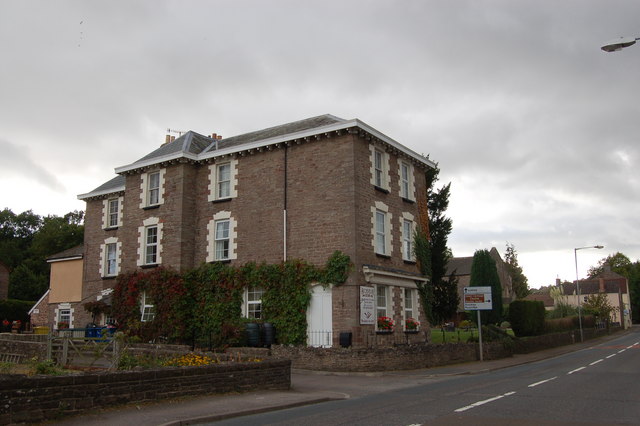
left=586, top=252, right=640, bottom=325
left=582, top=293, right=617, bottom=327
left=470, top=249, right=503, bottom=324
left=504, top=242, right=529, bottom=299
left=415, top=164, right=458, bottom=326
left=0, top=208, right=84, bottom=301
left=587, top=252, right=632, bottom=278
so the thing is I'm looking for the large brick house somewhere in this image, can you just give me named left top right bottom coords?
left=71, top=114, right=435, bottom=347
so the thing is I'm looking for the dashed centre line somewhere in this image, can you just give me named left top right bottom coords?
left=589, top=359, right=604, bottom=366
left=528, top=377, right=557, bottom=388
left=454, top=391, right=516, bottom=412
left=567, top=366, right=586, bottom=375
left=606, top=354, right=616, bottom=359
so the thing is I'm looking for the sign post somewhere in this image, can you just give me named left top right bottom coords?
left=463, top=286, right=493, bottom=361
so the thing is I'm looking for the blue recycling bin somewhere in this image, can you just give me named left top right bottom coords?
left=84, top=324, right=99, bottom=338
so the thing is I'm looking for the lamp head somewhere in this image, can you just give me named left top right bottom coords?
left=601, top=36, right=638, bottom=52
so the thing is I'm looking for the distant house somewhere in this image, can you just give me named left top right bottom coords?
left=0, top=261, right=9, bottom=301
left=29, top=245, right=84, bottom=329
left=74, top=114, right=436, bottom=347
left=560, top=266, right=631, bottom=328
left=447, top=247, right=515, bottom=319
left=524, top=287, right=554, bottom=310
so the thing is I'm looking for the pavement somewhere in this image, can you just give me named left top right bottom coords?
left=52, top=330, right=631, bottom=426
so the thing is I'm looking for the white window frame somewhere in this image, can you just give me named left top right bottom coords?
left=214, top=219, right=230, bottom=260
left=102, top=196, right=123, bottom=229
left=400, top=212, right=415, bottom=262
left=375, top=210, right=386, bottom=254
left=208, top=159, right=238, bottom=201
left=371, top=201, right=393, bottom=256
left=106, top=243, right=117, bottom=275
left=145, top=225, right=158, bottom=265
left=54, top=303, right=73, bottom=329
left=137, top=217, right=163, bottom=266
left=206, top=211, right=237, bottom=262
left=245, top=287, right=264, bottom=319
left=140, top=291, right=155, bottom=322
left=369, top=145, right=390, bottom=190
left=100, top=237, right=121, bottom=277
left=140, top=169, right=165, bottom=208
left=404, top=288, right=417, bottom=328
left=58, top=309, right=71, bottom=324
left=375, top=285, right=390, bottom=328
left=398, top=160, right=415, bottom=200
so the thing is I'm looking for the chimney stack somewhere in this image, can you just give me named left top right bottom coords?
left=165, top=135, right=171, bottom=145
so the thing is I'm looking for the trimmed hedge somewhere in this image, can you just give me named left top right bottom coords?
left=509, top=300, right=545, bottom=337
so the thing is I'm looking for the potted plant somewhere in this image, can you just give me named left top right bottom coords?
left=376, top=316, right=394, bottom=333
left=405, top=317, right=420, bottom=333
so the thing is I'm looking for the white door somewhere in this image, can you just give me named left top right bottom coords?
left=306, top=285, right=332, bottom=347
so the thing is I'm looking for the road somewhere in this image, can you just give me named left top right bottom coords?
left=206, top=328, right=640, bottom=425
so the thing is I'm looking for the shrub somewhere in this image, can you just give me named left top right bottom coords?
left=0, top=300, right=33, bottom=325
left=509, top=300, right=545, bottom=337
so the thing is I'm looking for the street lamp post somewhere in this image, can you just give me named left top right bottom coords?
left=574, top=245, right=604, bottom=342
left=601, top=36, right=640, bottom=52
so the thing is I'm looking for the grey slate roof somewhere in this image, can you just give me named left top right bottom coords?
left=47, top=244, right=84, bottom=262
left=80, top=113, right=433, bottom=200
left=203, top=114, right=346, bottom=153
left=135, top=131, right=214, bottom=164
left=78, top=175, right=125, bottom=200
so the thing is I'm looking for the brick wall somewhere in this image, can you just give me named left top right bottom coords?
left=272, top=343, right=510, bottom=372
left=0, top=359, right=290, bottom=424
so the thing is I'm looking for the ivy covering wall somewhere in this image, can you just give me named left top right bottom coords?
left=111, top=251, right=351, bottom=347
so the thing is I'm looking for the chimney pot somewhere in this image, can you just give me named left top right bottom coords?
left=165, top=135, right=171, bottom=144
left=170, top=136, right=175, bottom=142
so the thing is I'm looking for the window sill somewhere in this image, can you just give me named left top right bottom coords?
left=104, top=226, right=119, bottom=231
left=140, top=264, right=159, bottom=269
left=375, top=253, right=391, bottom=259
left=143, top=205, right=160, bottom=211
left=374, top=186, right=390, bottom=194
left=101, top=276, right=117, bottom=280
left=404, top=330, right=419, bottom=334
left=210, top=259, right=232, bottom=264
left=403, top=260, right=417, bottom=265
left=211, top=197, right=233, bottom=204
left=401, top=197, right=415, bottom=204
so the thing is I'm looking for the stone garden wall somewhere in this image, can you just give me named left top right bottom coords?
left=0, top=359, right=290, bottom=425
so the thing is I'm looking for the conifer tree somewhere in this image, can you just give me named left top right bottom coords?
left=470, top=249, right=503, bottom=324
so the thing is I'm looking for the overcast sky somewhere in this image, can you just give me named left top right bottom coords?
left=2, top=1, right=639, bottom=288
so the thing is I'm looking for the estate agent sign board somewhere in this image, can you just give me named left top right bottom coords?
left=360, top=286, right=375, bottom=325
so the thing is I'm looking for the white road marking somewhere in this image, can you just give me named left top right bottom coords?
left=528, top=377, right=557, bottom=388
left=589, top=359, right=603, bottom=366
left=618, top=349, right=626, bottom=353
left=606, top=354, right=616, bottom=359
left=454, top=391, right=516, bottom=413
left=567, top=367, right=586, bottom=375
